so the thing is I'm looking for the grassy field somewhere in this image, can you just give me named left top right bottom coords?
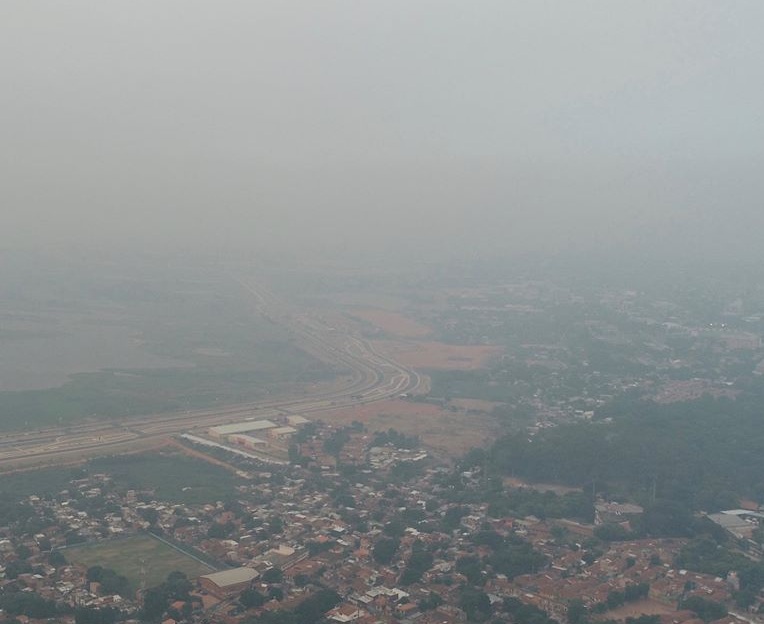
left=89, top=452, right=242, bottom=505
left=65, top=534, right=214, bottom=591
left=0, top=451, right=242, bottom=505
left=0, top=466, right=81, bottom=499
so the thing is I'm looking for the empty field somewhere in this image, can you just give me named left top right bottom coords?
left=89, top=452, right=242, bottom=504
left=65, top=534, right=214, bottom=591
left=0, top=466, right=78, bottom=499
left=598, top=599, right=676, bottom=620
left=319, top=399, right=499, bottom=457
left=348, top=308, right=433, bottom=338
left=372, top=340, right=502, bottom=370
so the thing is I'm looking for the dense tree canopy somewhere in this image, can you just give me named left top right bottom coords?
left=491, top=395, right=764, bottom=510
left=86, top=566, right=131, bottom=597
left=140, top=571, right=192, bottom=622
left=679, top=596, right=727, bottom=622
left=240, top=588, right=267, bottom=609
left=459, top=586, right=491, bottom=622
left=0, top=592, right=60, bottom=619
left=400, top=540, right=434, bottom=585
left=373, top=537, right=400, bottom=565
left=502, top=597, right=558, bottom=624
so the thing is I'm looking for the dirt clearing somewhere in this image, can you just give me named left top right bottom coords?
left=598, top=600, right=677, bottom=620
left=318, top=399, right=498, bottom=457
left=449, top=398, right=504, bottom=412
left=372, top=340, right=502, bottom=370
left=348, top=308, right=433, bottom=338
left=503, top=477, right=583, bottom=494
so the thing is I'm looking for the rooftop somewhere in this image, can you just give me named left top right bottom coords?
left=200, top=567, right=259, bottom=588
left=271, top=426, right=298, bottom=435
left=209, top=420, right=278, bottom=436
left=287, top=415, right=311, bottom=425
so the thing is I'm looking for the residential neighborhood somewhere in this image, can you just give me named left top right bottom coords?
left=1, top=414, right=761, bottom=624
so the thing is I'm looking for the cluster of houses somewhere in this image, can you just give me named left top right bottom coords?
left=0, top=419, right=761, bottom=624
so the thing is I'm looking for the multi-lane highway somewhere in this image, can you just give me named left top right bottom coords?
left=0, top=279, right=423, bottom=470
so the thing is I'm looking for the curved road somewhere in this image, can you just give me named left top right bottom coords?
left=0, top=278, right=423, bottom=469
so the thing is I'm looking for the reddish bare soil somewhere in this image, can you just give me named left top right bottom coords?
left=598, top=600, right=676, bottom=620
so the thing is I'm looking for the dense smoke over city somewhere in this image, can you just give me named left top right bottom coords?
left=5, top=5, right=764, bottom=623
left=2, top=1, right=763, bottom=260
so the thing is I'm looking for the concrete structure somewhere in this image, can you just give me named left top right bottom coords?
left=269, top=426, right=297, bottom=439
left=208, top=420, right=277, bottom=439
left=228, top=434, right=268, bottom=450
left=707, top=509, right=764, bottom=539
left=286, top=415, right=310, bottom=426
left=262, top=545, right=309, bottom=570
left=199, top=567, right=259, bottom=598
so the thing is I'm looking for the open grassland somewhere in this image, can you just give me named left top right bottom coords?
left=0, top=466, right=78, bottom=498
left=371, top=339, right=502, bottom=370
left=347, top=308, right=433, bottom=338
left=89, top=452, right=242, bottom=505
left=318, top=399, right=499, bottom=457
left=65, top=534, right=214, bottom=591
left=0, top=451, right=243, bottom=504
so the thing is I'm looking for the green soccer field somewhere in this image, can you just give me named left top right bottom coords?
left=65, top=534, right=215, bottom=592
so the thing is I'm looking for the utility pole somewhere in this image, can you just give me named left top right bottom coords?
left=482, top=451, right=489, bottom=488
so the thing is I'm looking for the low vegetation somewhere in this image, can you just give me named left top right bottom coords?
left=89, top=452, right=240, bottom=504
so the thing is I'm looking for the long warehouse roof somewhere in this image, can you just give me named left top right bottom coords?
left=200, top=567, right=259, bottom=587
left=209, top=420, right=277, bottom=435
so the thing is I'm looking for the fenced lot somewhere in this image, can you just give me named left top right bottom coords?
left=65, top=533, right=214, bottom=591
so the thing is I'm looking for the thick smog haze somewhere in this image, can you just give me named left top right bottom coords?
left=9, top=5, right=764, bottom=610
left=2, top=1, right=763, bottom=259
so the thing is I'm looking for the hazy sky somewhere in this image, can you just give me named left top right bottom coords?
left=2, top=1, right=763, bottom=259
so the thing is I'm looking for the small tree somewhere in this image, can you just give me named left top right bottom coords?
left=262, top=567, right=284, bottom=583
left=240, top=588, right=266, bottom=608
left=373, top=537, right=400, bottom=565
